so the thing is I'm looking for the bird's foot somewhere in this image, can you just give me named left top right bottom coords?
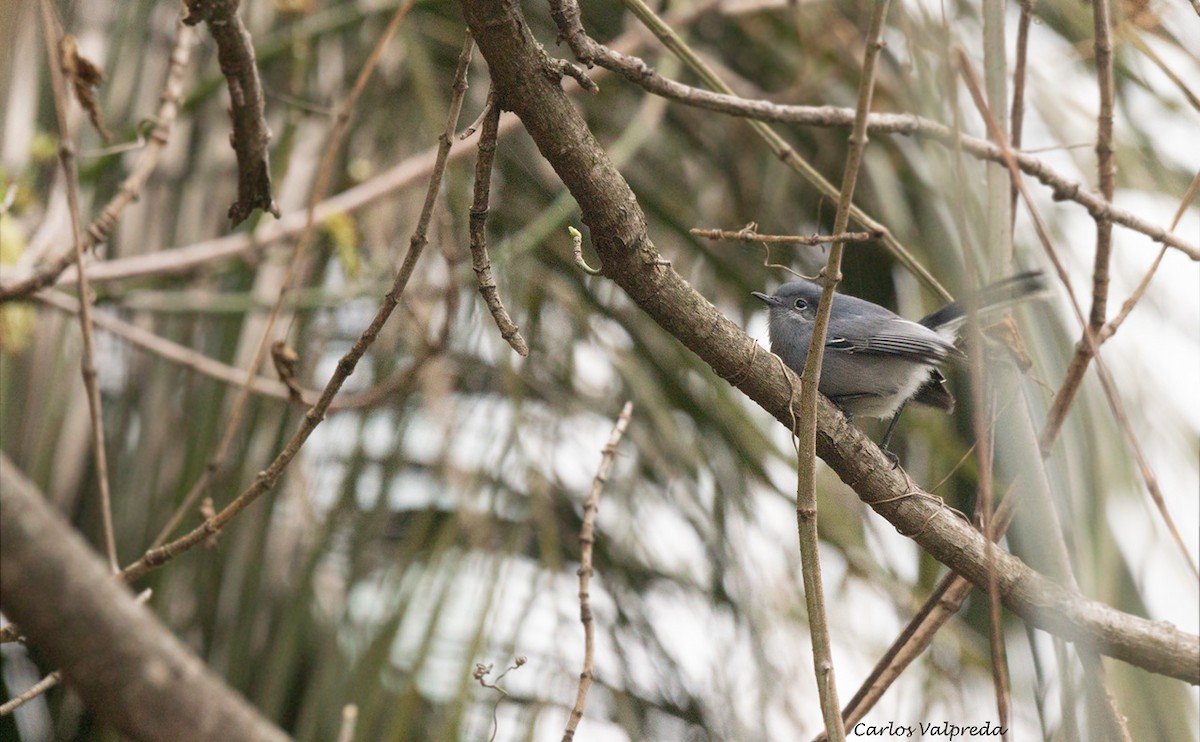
left=881, top=446, right=900, bottom=469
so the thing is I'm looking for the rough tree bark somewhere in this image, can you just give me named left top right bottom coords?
left=0, top=455, right=291, bottom=742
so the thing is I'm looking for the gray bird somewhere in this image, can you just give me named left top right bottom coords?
left=753, top=271, right=1045, bottom=451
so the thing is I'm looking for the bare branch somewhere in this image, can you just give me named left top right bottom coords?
left=789, top=0, right=893, bottom=734
left=1100, top=171, right=1200, bottom=342
left=541, top=16, right=1198, bottom=261
left=150, top=0, right=420, bottom=549
left=469, top=89, right=528, bottom=356
left=690, top=226, right=877, bottom=245
left=978, top=0, right=1014, bottom=726
left=476, top=658, right=526, bottom=742
left=34, top=290, right=430, bottom=411
left=182, top=0, right=278, bottom=225
left=0, top=671, right=62, bottom=717
left=37, top=0, right=118, bottom=572
left=122, top=30, right=477, bottom=583
left=563, top=401, right=633, bottom=741
left=0, top=455, right=289, bottom=740
left=1008, top=0, right=1034, bottom=225
left=1039, top=0, right=1121, bottom=455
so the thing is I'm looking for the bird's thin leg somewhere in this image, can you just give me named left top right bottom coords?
left=879, top=401, right=908, bottom=468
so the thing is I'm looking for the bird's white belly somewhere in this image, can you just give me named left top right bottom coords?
left=819, top=354, right=936, bottom=419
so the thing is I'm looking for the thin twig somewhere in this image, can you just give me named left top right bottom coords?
left=34, top=290, right=433, bottom=411
left=1044, top=4, right=1129, bottom=734
left=0, top=21, right=194, bottom=303
left=599, top=0, right=952, bottom=301
left=1024, top=621, right=1054, bottom=740
left=1019, top=372, right=1132, bottom=741
left=1097, top=246, right=1164, bottom=344
left=0, top=671, right=61, bottom=716
left=77, top=116, right=155, bottom=158
left=476, top=658, right=526, bottom=742
left=120, top=30, right=475, bottom=583
left=563, top=401, right=634, bottom=742
left=36, top=291, right=310, bottom=404
left=150, top=0, right=420, bottom=549
left=1009, top=0, right=1035, bottom=227
left=791, top=1, right=892, bottom=738
left=689, top=226, right=877, bottom=245
left=459, top=97, right=495, bottom=140
left=469, top=89, right=529, bottom=356
left=48, top=132, right=500, bottom=288
left=1040, top=0, right=1120, bottom=448
left=86, top=24, right=193, bottom=241
left=40, top=286, right=260, bottom=367
left=1099, top=171, right=1200, bottom=342
left=569, top=226, right=601, bottom=275
left=1125, top=31, right=1200, bottom=113
left=975, top=378, right=1010, bottom=738
left=37, top=0, right=118, bottom=572
left=280, top=0, right=419, bottom=335
left=540, top=11, right=1199, bottom=260
left=958, top=233, right=1013, bottom=739
left=981, top=0, right=1012, bottom=278
left=929, top=441, right=977, bottom=493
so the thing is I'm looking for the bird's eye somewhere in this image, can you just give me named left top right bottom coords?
left=793, top=298, right=808, bottom=310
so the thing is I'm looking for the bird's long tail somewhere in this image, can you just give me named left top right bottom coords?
left=919, top=270, right=1048, bottom=335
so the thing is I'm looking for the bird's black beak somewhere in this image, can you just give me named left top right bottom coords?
left=752, top=291, right=780, bottom=307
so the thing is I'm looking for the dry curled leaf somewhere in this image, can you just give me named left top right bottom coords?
left=984, top=314, right=1034, bottom=372
left=271, top=340, right=304, bottom=404
left=60, top=35, right=112, bottom=141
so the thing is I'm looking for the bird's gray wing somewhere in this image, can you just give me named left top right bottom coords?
left=827, top=319, right=959, bottom=364
left=865, top=333, right=957, bottom=362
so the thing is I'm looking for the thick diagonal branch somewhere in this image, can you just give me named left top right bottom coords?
left=460, top=0, right=1199, bottom=684
left=0, top=455, right=289, bottom=741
